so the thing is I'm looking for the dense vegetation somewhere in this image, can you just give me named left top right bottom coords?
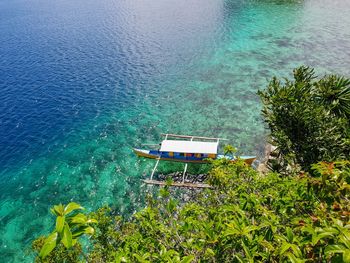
left=258, top=66, right=350, bottom=172
left=32, top=67, right=350, bottom=262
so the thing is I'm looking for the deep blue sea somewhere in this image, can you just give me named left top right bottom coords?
left=1, top=0, right=350, bottom=261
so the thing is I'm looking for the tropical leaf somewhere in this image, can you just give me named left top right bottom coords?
left=61, top=223, right=73, bottom=248
left=285, top=252, right=307, bottom=263
left=286, top=227, right=294, bottom=243
left=290, top=244, right=302, bottom=258
left=181, top=255, right=195, bottom=263
left=312, top=229, right=338, bottom=245
left=51, top=204, right=64, bottom=217
left=84, top=226, right=95, bottom=235
left=39, top=232, right=58, bottom=258
left=55, top=216, right=65, bottom=233
left=344, top=251, right=350, bottom=263
left=325, top=244, right=347, bottom=255
left=279, top=242, right=291, bottom=256
left=70, top=213, right=87, bottom=224
left=71, top=226, right=95, bottom=238
left=64, top=202, right=84, bottom=215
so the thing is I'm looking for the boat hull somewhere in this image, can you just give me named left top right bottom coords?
left=133, top=148, right=256, bottom=165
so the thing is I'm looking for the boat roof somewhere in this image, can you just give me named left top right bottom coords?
left=160, top=140, right=218, bottom=154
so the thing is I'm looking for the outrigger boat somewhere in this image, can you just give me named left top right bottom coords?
left=134, top=133, right=256, bottom=188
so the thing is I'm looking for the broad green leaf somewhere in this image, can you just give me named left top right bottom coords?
left=70, top=213, right=87, bottom=224
left=72, top=226, right=94, bottom=238
left=55, top=216, right=65, bottom=233
left=84, top=226, right=95, bottom=235
left=333, top=219, right=344, bottom=228
left=71, top=226, right=88, bottom=238
left=339, top=235, right=350, bottom=249
left=344, top=250, right=350, bottom=263
left=61, top=223, right=73, bottom=248
left=115, top=255, right=128, bottom=263
left=64, top=202, right=84, bottom=215
left=280, top=242, right=291, bottom=255
left=70, top=215, right=96, bottom=225
left=325, top=244, right=346, bottom=255
left=224, top=228, right=240, bottom=237
left=50, top=208, right=57, bottom=216
left=286, top=227, right=294, bottom=243
left=312, top=231, right=336, bottom=245
left=39, top=232, right=58, bottom=258
left=133, top=253, right=147, bottom=262
left=290, top=244, right=302, bottom=258
left=181, top=255, right=194, bottom=263
left=51, top=204, right=64, bottom=216
left=285, top=252, right=306, bottom=263
left=301, top=225, right=315, bottom=235
left=340, top=227, right=350, bottom=243
left=72, top=238, right=77, bottom=246
left=205, top=248, right=215, bottom=256
left=244, top=225, right=259, bottom=234
left=318, top=227, right=339, bottom=235
left=286, top=253, right=297, bottom=263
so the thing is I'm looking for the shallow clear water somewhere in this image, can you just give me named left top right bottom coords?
left=1, top=0, right=350, bottom=261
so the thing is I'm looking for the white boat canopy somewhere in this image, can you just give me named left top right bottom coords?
left=160, top=140, right=219, bottom=154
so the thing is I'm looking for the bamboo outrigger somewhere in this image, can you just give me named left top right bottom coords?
left=133, top=133, right=256, bottom=188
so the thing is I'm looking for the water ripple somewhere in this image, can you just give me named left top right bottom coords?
left=1, top=0, right=350, bottom=261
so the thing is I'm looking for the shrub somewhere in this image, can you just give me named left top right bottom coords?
left=33, top=160, right=350, bottom=262
left=258, top=66, right=350, bottom=171
left=32, top=202, right=97, bottom=262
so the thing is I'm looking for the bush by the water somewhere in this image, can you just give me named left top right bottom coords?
left=33, top=160, right=350, bottom=262
left=32, top=67, right=350, bottom=262
left=258, top=66, right=350, bottom=171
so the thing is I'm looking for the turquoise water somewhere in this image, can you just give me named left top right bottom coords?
left=1, top=0, right=350, bottom=261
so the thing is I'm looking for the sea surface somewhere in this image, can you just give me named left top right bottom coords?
left=1, top=0, right=350, bottom=261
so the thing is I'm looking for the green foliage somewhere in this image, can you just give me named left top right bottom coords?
left=258, top=66, right=350, bottom=171
left=33, top=160, right=350, bottom=262
left=223, top=144, right=237, bottom=157
left=32, top=202, right=97, bottom=261
left=315, top=75, right=350, bottom=118
left=309, top=161, right=350, bottom=204
left=32, top=237, right=83, bottom=263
